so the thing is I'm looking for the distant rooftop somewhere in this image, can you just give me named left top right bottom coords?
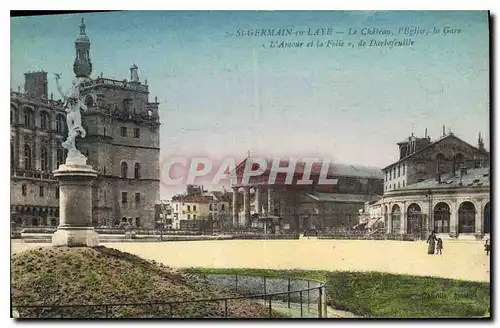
left=236, top=158, right=383, bottom=180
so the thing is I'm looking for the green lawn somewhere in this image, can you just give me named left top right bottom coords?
left=183, top=268, right=491, bottom=318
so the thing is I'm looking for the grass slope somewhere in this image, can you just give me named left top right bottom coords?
left=184, top=268, right=490, bottom=318
left=11, top=247, right=285, bottom=318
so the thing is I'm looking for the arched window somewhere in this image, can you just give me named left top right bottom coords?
left=10, top=143, right=14, bottom=168
left=209, top=204, right=213, bottom=211
left=24, top=108, right=33, bottom=127
left=123, top=99, right=132, bottom=115
left=56, top=148, right=64, bottom=167
left=484, top=202, right=491, bottom=234
left=56, top=115, right=65, bottom=134
left=134, top=163, right=140, bottom=179
left=85, top=95, right=94, bottom=108
left=458, top=202, right=476, bottom=234
left=407, top=203, right=423, bottom=238
left=11, top=104, right=17, bottom=124
left=40, top=147, right=48, bottom=171
left=24, top=144, right=32, bottom=170
left=121, top=162, right=128, bottom=178
left=436, top=153, right=446, bottom=173
left=40, top=111, right=49, bottom=130
left=454, top=153, right=465, bottom=173
left=433, top=202, right=450, bottom=233
left=391, top=204, right=401, bottom=234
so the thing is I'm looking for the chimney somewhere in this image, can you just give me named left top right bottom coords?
left=425, top=128, right=427, bottom=139
left=443, top=125, right=445, bottom=137
left=459, top=166, right=467, bottom=186
left=24, top=71, right=48, bottom=99
left=460, top=166, right=468, bottom=176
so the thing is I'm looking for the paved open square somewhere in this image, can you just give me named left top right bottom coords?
left=12, top=239, right=490, bottom=282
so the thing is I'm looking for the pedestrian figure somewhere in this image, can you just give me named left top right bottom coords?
left=485, top=239, right=490, bottom=256
left=426, top=230, right=437, bottom=255
left=436, top=238, right=443, bottom=255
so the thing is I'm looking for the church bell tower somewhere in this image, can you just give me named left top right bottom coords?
left=73, top=17, right=93, bottom=79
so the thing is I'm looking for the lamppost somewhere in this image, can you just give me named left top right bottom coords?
left=369, top=192, right=385, bottom=232
left=158, top=200, right=168, bottom=241
left=159, top=213, right=164, bottom=241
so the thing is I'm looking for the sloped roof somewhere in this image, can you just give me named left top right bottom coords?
left=172, top=195, right=213, bottom=203
left=208, top=191, right=232, bottom=202
left=401, top=167, right=490, bottom=190
left=303, top=192, right=369, bottom=203
left=383, top=134, right=489, bottom=171
left=235, top=158, right=383, bottom=179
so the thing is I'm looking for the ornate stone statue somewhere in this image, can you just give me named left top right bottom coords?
left=54, top=73, right=88, bottom=165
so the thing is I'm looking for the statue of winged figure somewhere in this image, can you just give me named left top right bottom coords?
left=54, top=73, right=88, bottom=162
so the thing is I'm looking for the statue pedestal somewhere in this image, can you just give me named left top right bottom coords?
left=52, top=163, right=99, bottom=247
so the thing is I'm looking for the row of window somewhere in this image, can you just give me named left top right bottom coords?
left=12, top=108, right=66, bottom=133
left=121, top=192, right=141, bottom=204
left=173, top=204, right=226, bottom=212
left=385, top=164, right=405, bottom=181
left=209, top=204, right=225, bottom=211
left=13, top=110, right=146, bottom=140
left=182, top=214, right=217, bottom=220
left=23, top=186, right=140, bottom=205
left=386, top=180, right=406, bottom=191
left=21, top=184, right=59, bottom=198
left=120, top=126, right=141, bottom=138
left=12, top=143, right=65, bottom=171
left=121, top=162, right=141, bottom=179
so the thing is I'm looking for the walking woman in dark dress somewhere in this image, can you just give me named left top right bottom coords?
left=427, top=230, right=437, bottom=255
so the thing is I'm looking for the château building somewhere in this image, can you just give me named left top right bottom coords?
left=10, top=18, right=161, bottom=229
left=10, top=72, right=66, bottom=227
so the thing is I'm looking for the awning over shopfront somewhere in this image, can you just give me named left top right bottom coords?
left=366, top=218, right=383, bottom=229
left=352, top=222, right=367, bottom=230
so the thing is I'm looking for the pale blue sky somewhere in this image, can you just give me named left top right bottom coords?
left=11, top=11, right=490, bottom=197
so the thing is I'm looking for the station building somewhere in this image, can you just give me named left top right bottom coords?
left=376, top=130, right=490, bottom=240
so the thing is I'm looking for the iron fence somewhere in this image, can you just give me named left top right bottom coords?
left=11, top=274, right=327, bottom=319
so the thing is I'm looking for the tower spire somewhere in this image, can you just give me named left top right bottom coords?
left=73, top=17, right=92, bottom=79
left=478, top=132, right=485, bottom=151
left=79, top=17, right=86, bottom=35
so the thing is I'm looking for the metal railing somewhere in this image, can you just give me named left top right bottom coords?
left=11, top=274, right=327, bottom=319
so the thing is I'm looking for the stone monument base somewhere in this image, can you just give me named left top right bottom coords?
left=52, top=159, right=99, bottom=247
left=52, top=226, right=99, bottom=247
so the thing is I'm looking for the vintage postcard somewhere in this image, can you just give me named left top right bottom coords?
left=10, top=10, right=490, bottom=319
